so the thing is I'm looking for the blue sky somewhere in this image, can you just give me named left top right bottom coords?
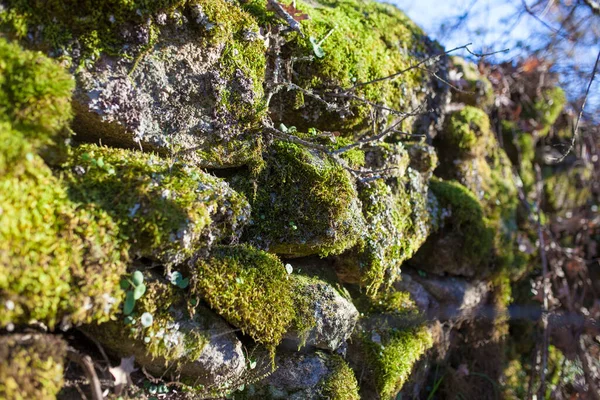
left=384, top=0, right=536, bottom=61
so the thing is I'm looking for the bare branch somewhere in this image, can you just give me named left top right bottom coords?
left=554, top=48, right=600, bottom=163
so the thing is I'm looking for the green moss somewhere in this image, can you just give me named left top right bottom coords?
left=414, top=179, right=494, bottom=275
left=0, top=132, right=127, bottom=329
left=265, top=0, right=430, bottom=133
left=87, top=275, right=208, bottom=369
left=362, top=326, right=433, bottom=399
left=0, top=334, right=67, bottom=400
left=0, top=38, right=73, bottom=163
left=320, top=355, right=360, bottom=400
left=440, top=106, right=492, bottom=158
left=62, top=144, right=250, bottom=266
left=192, top=245, right=295, bottom=351
left=234, top=140, right=364, bottom=257
left=449, top=56, right=494, bottom=109
left=529, top=87, right=566, bottom=136
left=202, top=0, right=267, bottom=125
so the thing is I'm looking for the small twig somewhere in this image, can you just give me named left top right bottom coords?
left=265, top=126, right=330, bottom=152
left=532, top=165, right=550, bottom=399
left=350, top=43, right=508, bottom=90
left=67, top=347, right=104, bottom=400
left=327, top=92, right=428, bottom=117
left=332, top=107, right=420, bottom=154
left=554, top=48, right=600, bottom=163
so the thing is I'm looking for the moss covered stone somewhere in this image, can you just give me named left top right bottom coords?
left=448, top=56, right=494, bottom=109
left=287, top=274, right=358, bottom=351
left=240, top=350, right=360, bottom=400
left=234, top=140, right=365, bottom=257
left=0, top=334, right=67, bottom=400
left=0, top=38, right=73, bottom=164
left=192, top=245, right=295, bottom=351
left=437, top=106, right=492, bottom=159
left=86, top=273, right=246, bottom=388
left=319, top=355, right=361, bottom=400
left=434, top=106, right=520, bottom=277
left=412, top=179, right=494, bottom=276
left=336, top=166, right=438, bottom=297
left=62, top=144, right=250, bottom=266
left=264, top=0, right=435, bottom=134
left=0, top=132, right=127, bottom=329
left=543, top=165, right=593, bottom=213
left=350, top=325, right=433, bottom=399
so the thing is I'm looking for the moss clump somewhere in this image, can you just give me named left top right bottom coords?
left=0, top=38, right=73, bottom=163
left=265, top=0, right=431, bottom=133
left=0, top=334, right=67, bottom=400
left=0, top=132, right=127, bottom=329
left=528, top=87, right=566, bottom=136
left=320, top=355, right=360, bottom=400
left=362, top=326, right=433, bottom=399
left=192, top=245, right=295, bottom=351
left=234, top=140, right=365, bottom=257
left=449, top=56, right=495, bottom=109
left=439, top=106, right=492, bottom=158
left=87, top=274, right=208, bottom=373
left=62, top=144, right=250, bottom=266
left=413, top=179, right=494, bottom=275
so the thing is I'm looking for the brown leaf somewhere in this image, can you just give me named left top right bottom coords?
left=281, top=2, right=310, bottom=21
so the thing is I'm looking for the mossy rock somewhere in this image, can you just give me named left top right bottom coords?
left=62, top=144, right=250, bottom=266
left=263, top=0, right=438, bottom=134
left=240, top=351, right=360, bottom=400
left=411, top=179, right=494, bottom=277
left=0, top=38, right=73, bottom=164
left=233, top=140, right=365, bottom=257
left=86, top=273, right=246, bottom=389
left=435, top=106, right=520, bottom=276
left=192, top=245, right=295, bottom=351
left=0, top=131, right=127, bottom=329
left=286, top=274, right=359, bottom=352
left=0, top=334, right=67, bottom=400
left=2, top=0, right=267, bottom=168
left=448, top=56, right=494, bottom=109
left=436, top=106, right=493, bottom=160
left=336, top=168, right=438, bottom=297
left=348, top=324, right=433, bottom=399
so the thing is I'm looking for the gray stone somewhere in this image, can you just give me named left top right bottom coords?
left=71, top=11, right=264, bottom=169
left=286, top=275, right=359, bottom=351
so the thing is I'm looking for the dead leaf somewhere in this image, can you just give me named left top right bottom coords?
left=281, top=3, right=310, bottom=21
left=109, top=355, right=137, bottom=395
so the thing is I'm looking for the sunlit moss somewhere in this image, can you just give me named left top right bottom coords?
left=192, top=245, right=295, bottom=352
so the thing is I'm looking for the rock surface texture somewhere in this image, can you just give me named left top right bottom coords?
left=0, top=0, right=595, bottom=399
